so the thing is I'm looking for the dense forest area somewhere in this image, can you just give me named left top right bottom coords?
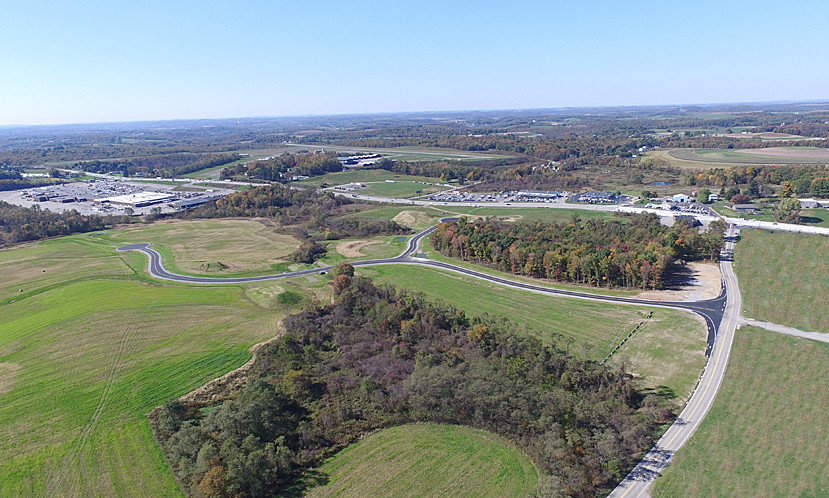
left=0, top=201, right=128, bottom=245
left=75, top=153, right=239, bottom=178
left=151, top=276, right=672, bottom=497
left=431, top=216, right=725, bottom=289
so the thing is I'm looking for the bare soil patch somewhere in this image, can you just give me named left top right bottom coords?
left=336, top=240, right=382, bottom=258
left=392, top=210, right=433, bottom=228
left=637, top=262, right=722, bottom=301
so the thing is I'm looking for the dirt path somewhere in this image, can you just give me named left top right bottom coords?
left=637, top=262, right=722, bottom=302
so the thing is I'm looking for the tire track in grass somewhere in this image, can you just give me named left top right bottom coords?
left=45, top=286, right=157, bottom=497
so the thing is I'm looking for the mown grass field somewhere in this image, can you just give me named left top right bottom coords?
left=0, top=231, right=327, bottom=496
left=304, top=424, right=538, bottom=498
left=356, top=180, right=451, bottom=198
left=733, top=229, right=828, bottom=333
left=653, top=327, right=829, bottom=497
left=110, top=218, right=302, bottom=277
left=350, top=204, right=623, bottom=228
left=364, top=264, right=707, bottom=401
left=295, top=168, right=447, bottom=189
left=714, top=205, right=829, bottom=228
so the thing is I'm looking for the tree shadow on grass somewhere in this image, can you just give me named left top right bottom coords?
left=282, top=470, right=330, bottom=497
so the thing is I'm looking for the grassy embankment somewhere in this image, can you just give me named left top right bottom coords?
left=713, top=205, right=829, bottom=228
left=0, top=231, right=329, bottom=496
left=304, top=424, right=538, bottom=498
left=653, top=327, right=829, bottom=496
left=363, top=264, right=706, bottom=404
left=733, top=229, right=828, bottom=333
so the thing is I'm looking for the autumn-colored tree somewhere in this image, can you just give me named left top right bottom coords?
left=333, top=274, right=352, bottom=294
left=331, top=261, right=355, bottom=277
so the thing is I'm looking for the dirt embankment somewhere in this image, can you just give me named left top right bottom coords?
left=336, top=240, right=382, bottom=258
left=177, top=323, right=285, bottom=408
left=637, top=262, right=722, bottom=302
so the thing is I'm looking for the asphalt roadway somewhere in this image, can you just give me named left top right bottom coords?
left=607, top=224, right=742, bottom=498
left=118, top=221, right=727, bottom=356
left=117, top=222, right=742, bottom=496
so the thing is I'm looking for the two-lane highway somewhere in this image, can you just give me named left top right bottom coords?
left=608, top=224, right=742, bottom=497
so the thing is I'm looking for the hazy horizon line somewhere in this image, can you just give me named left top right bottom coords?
left=3, top=98, right=829, bottom=130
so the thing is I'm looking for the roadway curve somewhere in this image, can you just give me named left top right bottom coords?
left=118, top=221, right=740, bottom=496
left=608, top=224, right=742, bottom=498
left=118, top=222, right=727, bottom=355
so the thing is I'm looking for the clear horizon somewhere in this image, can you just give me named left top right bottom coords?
left=2, top=0, right=828, bottom=126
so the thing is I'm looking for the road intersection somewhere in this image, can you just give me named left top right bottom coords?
left=117, top=220, right=821, bottom=496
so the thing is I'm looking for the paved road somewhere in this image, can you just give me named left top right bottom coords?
left=118, top=221, right=726, bottom=356
left=118, top=221, right=748, bottom=497
left=608, top=224, right=742, bottom=498
left=740, top=318, right=829, bottom=344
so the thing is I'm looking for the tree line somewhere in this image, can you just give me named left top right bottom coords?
left=76, top=153, right=239, bottom=178
left=220, top=152, right=343, bottom=181
left=151, top=276, right=672, bottom=497
left=0, top=201, right=128, bottom=245
left=430, top=215, right=725, bottom=290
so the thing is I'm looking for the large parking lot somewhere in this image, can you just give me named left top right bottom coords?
left=0, top=180, right=233, bottom=216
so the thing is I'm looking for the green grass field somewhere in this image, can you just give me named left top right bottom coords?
left=110, top=219, right=303, bottom=277
left=653, top=327, right=829, bottom=497
left=349, top=204, right=623, bottom=228
left=714, top=206, right=829, bottom=228
left=356, top=180, right=451, bottom=198
left=296, top=168, right=448, bottom=189
left=363, top=264, right=707, bottom=402
left=0, top=231, right=331, bottom=496
left=734, top=229, right=829, bottom=333
left=303, top=424, right=538, bottom=498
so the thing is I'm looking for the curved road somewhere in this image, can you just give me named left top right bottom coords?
left=118, top=222, right=727, bottom=355
left=118, top=221, right=742, bottom=496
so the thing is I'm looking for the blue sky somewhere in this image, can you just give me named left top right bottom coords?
left=1, top=0, right=827, bottom=125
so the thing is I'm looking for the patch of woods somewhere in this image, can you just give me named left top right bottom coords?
left=182, top=185, right=409, bottom=263
left=220, top=152, right=343, bottom=181
left=150, top=276, right=673, bottom=497
left=0, top=201, right=128, bottom=246
left=688, top=164, right=829, bottom=198
left=431, top=215, right=725, bottom=289
left=75, top=153, right=239, bottom=178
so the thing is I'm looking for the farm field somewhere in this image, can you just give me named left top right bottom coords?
left=364, top=264, right=707, bottom=401
left=653, top=327, right=829, bottom=497
left=0, top=229, right=336, bottom=496
left=733, top=229, right=829, bottom=333
left=303, top=424, right=538, bottom=498
left=670, top=146, right=829, bottom=165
